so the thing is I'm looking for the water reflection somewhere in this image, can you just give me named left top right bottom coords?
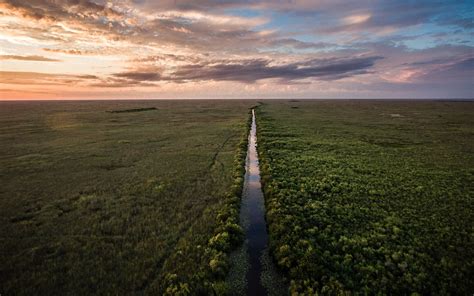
left=240, top=109, right=269, bottom=295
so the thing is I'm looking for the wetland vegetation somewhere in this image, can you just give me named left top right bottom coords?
left=1, top=99, right=472, bottom=295
left=256, top=100, right=473, bottom=295
left=0, top=100, right=253, bottom=295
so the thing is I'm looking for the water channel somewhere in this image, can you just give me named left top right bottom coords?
left=227, top=109, right=286, bottom=295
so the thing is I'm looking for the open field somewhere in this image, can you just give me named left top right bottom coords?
left=0, top=100, right=254, bottom=294
left=1, top=99, right=473, bottom=295
left=256, top=100, right=474, bottom=294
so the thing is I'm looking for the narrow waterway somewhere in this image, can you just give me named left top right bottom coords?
left=241, top=109, right=268, bottom=295
left=227, top=109, right=285, bottom=295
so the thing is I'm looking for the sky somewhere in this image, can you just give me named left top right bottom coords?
left=0, top=0, right=473, bottom=99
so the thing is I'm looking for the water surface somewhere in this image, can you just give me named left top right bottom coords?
left=241, top=109, right=268, bottom=295
left=226, top=109, right=285, bottom=296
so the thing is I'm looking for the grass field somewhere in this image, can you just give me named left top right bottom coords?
left=1, top=99, right=473, bottom=295
left=0, top=100, right=254, bottom=294
left=256, top=100, right=473, bottom=294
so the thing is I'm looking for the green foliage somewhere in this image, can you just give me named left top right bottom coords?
left=203, top=109, right=252, bottom=293
left=256, top=101, right=474, bottom=295
left=209, top=232, right=232, bottom=252
left=163, top=274, right=191, bottom=296
left=209, top=252, right=229, bottom=276
left=0, top=100, right=254, bottom=295
left=211, top=280, right=229, bottom=295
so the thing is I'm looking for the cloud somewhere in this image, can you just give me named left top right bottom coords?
left=130, top=0, right=254, bottom=12
left=172, top=56, right=383, bottom=82
left=343, top=14, right=371, bottom=25
left=0, top=0, right=282, bottom=55
left=148, top=10, right=268, bottom=27
left=1, top=0, right=472, bottom=98
left=266, top=39, right=334, bottom=50
left=1, top=0, right=123, bottom=21
left=0, top=71, right=98, bottom=85
left=416, top=57, right=474, bottom=82
left=276, top=1, right=472, bottom=41
left=113, top=56, right=382, bottom=83
left=113, top=72, right=161, bottom=81
left=132, top=54, right=203, bottom=63
left=0, top=54, right=60, bottom=61
left=42, top=48, right=96, bottom=55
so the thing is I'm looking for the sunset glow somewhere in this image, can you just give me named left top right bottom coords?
left=0, top=0, right=473, bottom=99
